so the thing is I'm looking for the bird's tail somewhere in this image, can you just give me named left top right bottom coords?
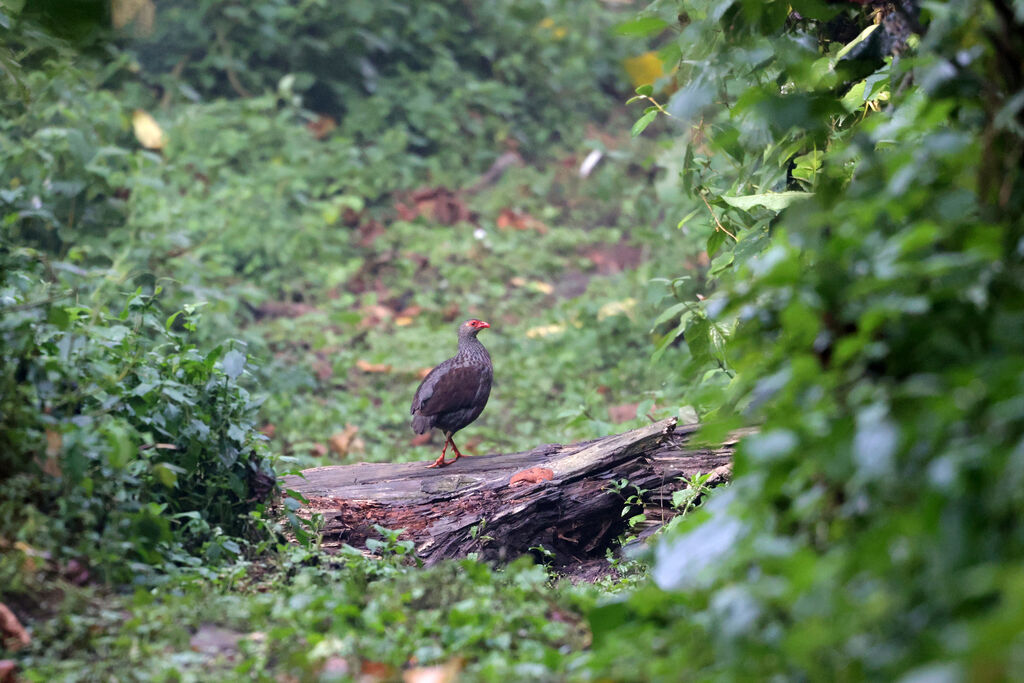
left=411, top=414, right=433, bottom=434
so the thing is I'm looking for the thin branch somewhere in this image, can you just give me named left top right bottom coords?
left=160, top=56, right=190, bottom=109
left=637, top=94, right=670, bottom=116
left=699, top=192, right=737, bottom=241
left=216, top=27, right=252, bottom=98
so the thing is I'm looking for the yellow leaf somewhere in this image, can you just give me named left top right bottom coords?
left=510, top=278, right=552, bottom=294
left=112, top=0, right=155, bottom=36
left=529, top=280, right=554, bottom=295
left=598, top=297, right=637, bottom=320
left=403, top=658, right=464, bottom=683
left=537, top=17, right=568, bottom=40
left=623, top=52, right=665, bottom=88
left=132, top=109, right=165, bottom=150
left=355, top=359, right=392, bottom=373
left=526, top=323, right=566, bottom=339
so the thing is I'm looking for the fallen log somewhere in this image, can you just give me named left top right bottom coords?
left=282, top=417, right=741, bottom=568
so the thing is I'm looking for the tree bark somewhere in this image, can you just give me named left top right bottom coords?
left=282, top=418, right=741, bottom=568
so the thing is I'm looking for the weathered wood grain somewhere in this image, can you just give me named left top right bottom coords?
left=282, top=418, right=740, bottom=567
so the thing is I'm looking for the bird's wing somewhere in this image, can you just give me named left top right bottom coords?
left=411, top=362, right=490, bottom=416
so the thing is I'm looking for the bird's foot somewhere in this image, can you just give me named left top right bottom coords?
left=426, top=452, right=461, bottom=468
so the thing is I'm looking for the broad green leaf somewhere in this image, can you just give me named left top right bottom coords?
left=835, top=23, right=879, bottom=61
left=710, top=251, right=734, bottom=275
left=615, top=16, right=669, bottom=36
left=677, top=207, right=700, bottom=229
left=707, top=229, right=726, bottom=257
left=631, top=110, right=658, bottom=137
left=652, top=302, right=688, bottom=328
left=221, top=349, right=246, bottom=380
left=721, top=191, right=813, bottom=212
left=651, top=318, right=687, bottom=363
left=152, top=462, right=181, bottom=488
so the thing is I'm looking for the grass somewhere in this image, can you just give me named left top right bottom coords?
left=15, top=557, right=594, bottom=682
left=6, top=97, right=711, bottom=681
left=242, top=123, right=707, bottom=471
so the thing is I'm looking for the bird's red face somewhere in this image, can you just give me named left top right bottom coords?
left=467, top=319, right=490, bottom=330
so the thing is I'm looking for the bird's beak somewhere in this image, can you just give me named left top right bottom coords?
left=479, top=321, right=491, bottom=329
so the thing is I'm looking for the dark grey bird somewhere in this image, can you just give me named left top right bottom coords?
left=410, top=319, right=493, bottom=468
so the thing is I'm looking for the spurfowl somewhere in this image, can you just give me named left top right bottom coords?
left=410, top=319, right=493, bottom=468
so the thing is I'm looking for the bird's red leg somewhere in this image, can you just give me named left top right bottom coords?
left=447, top=436, right=465, bottom=463
left=427, top=434, right=456, bottom=468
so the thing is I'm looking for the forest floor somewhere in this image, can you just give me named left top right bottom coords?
left=7, top=106, right=712, bottom=680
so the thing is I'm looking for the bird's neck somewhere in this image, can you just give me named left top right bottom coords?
left=458, top=336, right=489, bottom=361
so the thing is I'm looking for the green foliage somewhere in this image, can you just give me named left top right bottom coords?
left=0, top=249, right=275, bottom=585
left=606, top=0, right=1024, bottom=678
left=16, top=556, right=588, bottom=681
left=130, top=0, right=630, bottom=171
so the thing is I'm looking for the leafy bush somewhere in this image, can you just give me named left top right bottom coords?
left=0, top=248, right=275, bottom=586
left=0, top=24, right=137, bottom=255
left=131, top=0, right=628, bottom=166
left=594, top=0, right=1024, bottom=677
left=17, top=555, right=589, bottom=681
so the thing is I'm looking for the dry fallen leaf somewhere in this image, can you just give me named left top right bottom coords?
left=0, top=603, right=30, bottom=652
left=359, top=659, right=396, bottom=680
left=442, top=302, right=461, bottom=321
left=397, top=305, right=423, bottom=318
left=496, top=208, right=548, bottom=234
left=510, top=467, right=555, bottom=486
left=111, top=0, right=155, bottom=35
left=306, top=114, right=337, bottom=140
left=403, top=657, right=464, bottom=683
left=357, top=219, right=387, bottom=247
left=597, top=297, right=637, bottom=321
left=410, top=433, right=433, bottom=447
left=582, top=242, right=644, bottom=274
left=526, top=324, right=566, bottom=339
left=355, top=359, right=392, bottom=373
left=132, top=109, right=165, bottom=150
left=509, top=277, right=554, bottom=295
left=13, top=542, right=40, bottom=573
left=328, top=424, right=364, bottom=458
left=359, top=304, right=394, bottom=329
left=608, top=402, right=639, bottom=424
left=395, top=187, right=470, bottom=225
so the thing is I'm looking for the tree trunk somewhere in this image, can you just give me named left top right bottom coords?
left=282, top=418, right=741, bottom=568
